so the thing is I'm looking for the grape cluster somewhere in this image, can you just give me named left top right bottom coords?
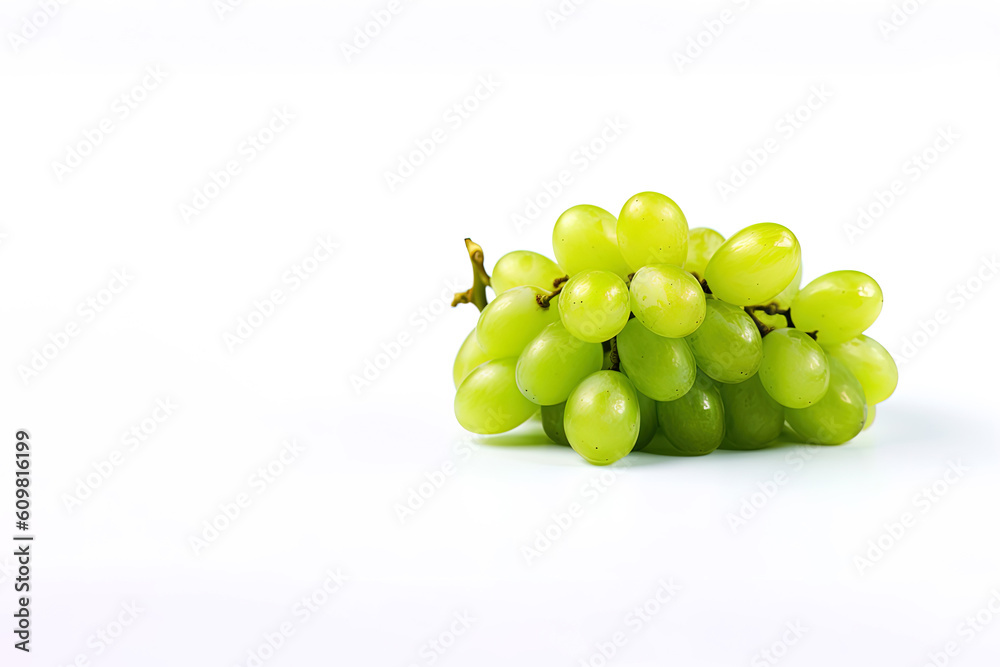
left=452, top=192, right=897, bottom=466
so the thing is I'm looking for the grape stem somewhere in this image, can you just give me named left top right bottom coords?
left=451, top=238, right=491, bottom=312
left=609, top=337, right=620, bottom=371
left=693, top=274, right=712, bottom=295
left=743, top=303, right=819, bottom=340
left=536, top=282, right=564, bottom=309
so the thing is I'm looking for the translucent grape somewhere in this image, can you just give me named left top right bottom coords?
left=491, top=250, right=565, bottom=295
left=558, top=270, right=631, bottom=343
left=790, top=270, right=883, bottom=344
left=822, top=335, right=897, bottom=404
left=758, top=328, right=830, bottom=408
left=634, top=390, right=659, bottom=451
left=655, top=372, right=726, bottom=456
left=552, top=205, right=631, bottom=278
left=785, top=357, right=866, bottom=445
left=515, top=322, right=603, bottom=405
left=541, top=402, right=570, bottom=446
left=564, top=371, right=640, bottom=465
left=704, top=223, right=801, bottom=306
left=616, top=318, right=697, bottom=401
left=616, top=192, right=689, bottom=271
left=453, top=328, right=492, bottom=388
left=863, top=405, right=876, bottom=431
left=754, top=260, right=802, bottom=330
left=629, top=264, right=706, bottom=338
left=719, top=373, right=784, bottom=450
left=685, top=299, right=762, bottom=383
left=455, top=358, right=537, bottom=434
left=684, top=227, right=725, bottom=278
left=476, top=285, right=560, bottom=358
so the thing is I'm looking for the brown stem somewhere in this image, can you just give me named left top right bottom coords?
left=536, top=283, right=564, bottom=309
left=609, top=337, right=620, bottom=371
left=552, top=275, right=569, bottom=288
left=743, top=306, right=774, bottom=338
left=451, top=238, right=491, bottom=312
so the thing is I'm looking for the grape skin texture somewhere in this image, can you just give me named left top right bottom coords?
left=541, top=402, right=570, bottom=446
left=655, top=372, right=726, bottom=456
left=616, top=318, right=697, bottom=401
left=617, top=192, right=689, bottom=271
left=552, top=205, right=631, bottom=278
left=684, top=227, right=725, bottom=278
left=453, top=328, right=492, bottom=389
left=634, top=391, right=659, bottom=451
left=704, top=223, right=801, bottom=306
left=564, top=371, right=640, bottom=465
left=455, top=358, right=537, bottom=434
left=785, top=357, right=866, bottom=445
left=822, top=335, right=898, bottom=404
left=685, top=299, right=762, bottom=384
left=558, top=270, right=631, bottom=343
left=791, top=270, right=883, bottom=344
left=758, top=328, right=830, bottom=409
left=629, top=264, right=706, bottom=338
left=491, top=251, right=565, bottom=295
left=719, top=373, right=784, bottom=450
left=476, top=285, right=560, bottom=358
left=515, top=322, right=603, bottom=405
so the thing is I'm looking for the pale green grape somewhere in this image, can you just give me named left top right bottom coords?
left=684, top=227, right=725, bottom=278
left=758, top=328, right=830, bottom=408
left=790, top=270, right=883, bottom=344
left=704, top=223, right=801, bottom=306
left=785, top=357, right=866, bottom=445
left=719, top=373, right=784, bottom=450
left=616, top=192, right=689, bottom=271
left=685, top=299, right=762, bottom=383
left=616, top=318, right=697, bottom=401
left=822, top=335, right=897, bottom=404
left=655, top=372, right=726, bottom=456
left=863, top=404, right=876, bottom=431
left=541, top=402, right=570, bottom=446
left=754, top=260, right=802, bottom=330
left=476, top=285, right=560, bottom=358
left=552, top=205, right=631, bottom=278
left=565, top=371, right=640, bottom=465
left=558, top=270, right=630, bottom=343
left=515, top=322, right=603, bottom=405
left=454, top=358, right=537, bottom=434
left=491, top=250, right=565, bottom=295
left=634, top=391, right=659, bottom=451
left=453, top=328, right=492, bottom=388
left=629, top=264, right=706, bottom=338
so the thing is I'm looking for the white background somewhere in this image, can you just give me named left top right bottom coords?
left=2, top=0, right=1000, bottom=665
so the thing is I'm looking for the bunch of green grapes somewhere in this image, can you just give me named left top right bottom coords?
left=451, top=191, right=897, bottom=465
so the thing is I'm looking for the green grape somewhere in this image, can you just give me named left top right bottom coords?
left=790, top=270, right=883, bottom=344
left=455, top=358, right=537, bottom=434
left=476, top=285, right=560, bottom=358
left=634, top=390, right=659, bottom=451
left=685, top=299, right=762, bottom=383
left=655, top=372, right=726, bottom=456
left=541, top=402, right=570, bottom=446
left=754, top=260, right=802, bottom=330
left=515, top=322, right=603, bottom=405
left=863, top=404, right=876, bottom=431
left=758, top=328, right=830, bottom=408
left=719, top=373, right=784, bottom=450
left=616, top=318, right=697, bottom=401
left=822, top=335, right=897, bottom=404
left=491, top=250, right=565, bottom=295
left=616, top=192, right=689, bottom=271
left=564, top=371, right=640, bottom=465
left=684, top=227, right=725, bottom=279
left=552, top=205, right=631, bottom=278
left=785, top=357, right=866, bottom=445
left=453, top=328, right=492, bottom=388
left=629, top=264, right=706, bottom=338
left=704, top=223, right=801, bottom=306
left=558, top=270, right=631, bottom=343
